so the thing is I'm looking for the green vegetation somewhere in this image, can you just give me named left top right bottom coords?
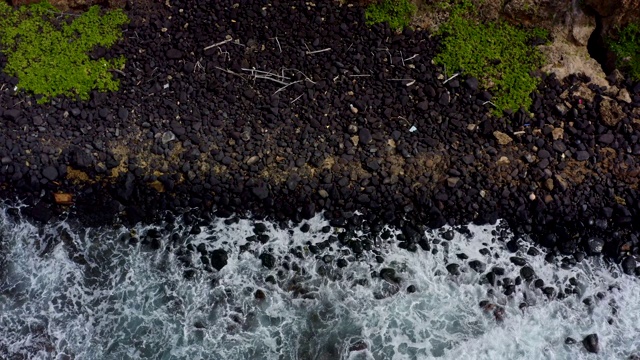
left=433, top=0, right=548, bottom=115
left=0, top=1, right=128, bottom=103
left=365, top=0, right=417, bottom=31
left=608, top=22, right=640, bottom=81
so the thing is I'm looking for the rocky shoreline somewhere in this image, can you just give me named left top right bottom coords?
left=0, top=0, right=639, bottom=270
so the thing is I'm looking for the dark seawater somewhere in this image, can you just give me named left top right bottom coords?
left=0, top=205, right=638, bottom=359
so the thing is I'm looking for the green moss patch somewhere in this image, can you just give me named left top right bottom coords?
left=365, top=0, right=416, bottom=31
left=609, top=22, right=640, bottom=81
left=0, top=1, right=128, bottom=103
left=433, top=1, right=547, bottom=115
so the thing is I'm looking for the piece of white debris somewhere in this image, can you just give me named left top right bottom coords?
left=163, top=84, right=169, bottom=89
left=409, top=125, right=417, bottom=132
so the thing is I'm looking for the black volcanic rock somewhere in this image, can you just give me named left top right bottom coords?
left=209, top=249, right=228, bottom=271
left=582, top=334, right=599, bottom=353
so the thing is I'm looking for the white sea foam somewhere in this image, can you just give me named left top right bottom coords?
left=0, top=206, right=638, bottom=360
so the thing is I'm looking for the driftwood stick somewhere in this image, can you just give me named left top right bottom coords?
left=214, top=66, right=245, bottom=79
left=283, top=68, right=316, bottom=83
left=204, top=38, right=232, bottom=51
left=306, top=48, right=331, bottom=55
left=108, top=69, right=126, bottom=77
left=404, top=54, right=419, bottom=61
left=274, top=37, right=282, bottom=53
left=242, top=68, right=291, bottom=80
left=443, top=73, right=460, bottom=84
left=291, top=94, right=304, bottom=104
left=274, top=80, right=303, bottom=95
left=253, top=75, right=289, bottom=86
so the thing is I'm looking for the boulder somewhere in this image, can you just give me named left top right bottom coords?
left=259, top=253, right=276, bottom=269
left=42, top=166, right=59, bottom=181
left=586, top=237, right=605, bottom=255
left=582, top=333, right=599, bottom=353
left=520, top=266, right=536, bottom=281
left=446, top=263, right=461, bottom=275
left=380, top=268, right=400, bottom=284
left=209, top=249, right=228, bottom=271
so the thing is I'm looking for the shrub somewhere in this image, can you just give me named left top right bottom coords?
left=365, top=0, right=417, bottom=31
left=608, top=22, right=640, bottom=81
left=0, top=1, right=129, bottom=103
left=433, top=0, right=548, bottom=115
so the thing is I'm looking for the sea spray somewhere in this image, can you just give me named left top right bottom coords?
left=0, top=206, right=638, bottom=359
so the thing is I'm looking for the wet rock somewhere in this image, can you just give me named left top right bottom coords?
left=406, top=285, right=416, bottom=293
left=336, top=258, right=348, bottom=268
left=380, top=268, right=400, bottom=284
left=621, top=256, right=636, bottom=275
left=24, top=201, right=53, bottom=223
left=209, top=249, right=228, bottom=271
left=485, top=271, right=497, bottom=286
left=254, top=222, right=268, bottom=234
left=468, top=260, right=486, bottom=273
left=565, top=337, right=577, bottom=344
left=493, top=306, right=506, bottom=322
left=582, top=333, right=599, bottom=353
left=259, top=253, right=276, bottom=269
left=520, top=266, right=535, bottom=281
left=510, top=257, right=527, bottom=266
left=586, top=237, right=605, bottom=255
left=506, top=239, right=519, bottom=252
left=254, top=289, right=266, bottom=300
left=543, top=286, right=556, bottom=297
left=446, top=263, right=461, bottom=275
left=349, top=340, right=368, bottom=352
left=442, top=229, right=455, bottom=240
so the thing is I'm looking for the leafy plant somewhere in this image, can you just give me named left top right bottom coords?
left=0, top=1, right=129, bottom=103
left=608, top=22, right=640, bottom=81
left=365, top=0, right=417, bottom=31
left=433, top=0, right=548, bottom=115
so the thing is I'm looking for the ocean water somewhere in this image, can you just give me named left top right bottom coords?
left=0, top=204, right=638, bottom=360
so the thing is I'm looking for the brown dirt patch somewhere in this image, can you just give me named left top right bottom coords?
left=561, top=159, right=595, bottom=185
